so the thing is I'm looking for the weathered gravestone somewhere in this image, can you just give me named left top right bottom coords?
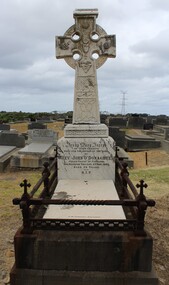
left=0, top=131, right=25, bottom=171
left=10, top=129, right=57, bottom=168
left=109, top=116, right=127, bottom=128
left=127, top=115, right=146, bottom=129
left=109, top=126, right=125, bottom=148
left=0, top=123, right=10, bottom=130
left=10, top=9, right=159, bottom=285
left=28, top=122, right=47, bottom=129
left=125, top=134, right=161, bottom=151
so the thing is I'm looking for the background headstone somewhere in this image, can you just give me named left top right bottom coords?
left=0, top=124, right=10, bottom=131
left=109, top=127, right=125, bottom=148
left=28, top=122, right=47, bottom=129
left=109, top=117, right=127, bottom=128
left=0, top=132, right=25, bottom=148
left=127, top=116, right=146, bottom=129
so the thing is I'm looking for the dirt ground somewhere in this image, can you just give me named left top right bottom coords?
left=0, top=150, right=169, bottom=284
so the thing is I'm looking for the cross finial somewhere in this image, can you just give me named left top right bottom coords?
left=136, top=179, right=148, bottom=197
left=20, top=179, right=31, bottom=196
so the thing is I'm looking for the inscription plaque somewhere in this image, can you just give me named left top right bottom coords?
left=58, top=137, right=115, bottom=180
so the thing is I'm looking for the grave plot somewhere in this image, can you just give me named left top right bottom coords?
left=125, top=134, right=161, bottom=151
left=10, top=129, right=57, bottom=169
left=0, top=131, right=25, bottom=172
left=10, top=9, right=159, bottom=285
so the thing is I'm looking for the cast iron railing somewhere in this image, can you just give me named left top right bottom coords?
left=13, top=148, right=155, bottom=236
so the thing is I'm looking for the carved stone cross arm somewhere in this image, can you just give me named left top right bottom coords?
left=56, top=9, right=116, bottom=124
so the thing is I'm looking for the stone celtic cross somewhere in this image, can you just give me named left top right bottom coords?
left=56, top=9, right=116, bottom=124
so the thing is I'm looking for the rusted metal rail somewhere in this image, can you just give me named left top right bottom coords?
left=12, top=150, right=156, bottom=235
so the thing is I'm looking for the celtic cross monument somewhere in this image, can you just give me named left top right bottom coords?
left=56, top=9, right=116, bottom=124
left=56, top=9, right=116, bottom=180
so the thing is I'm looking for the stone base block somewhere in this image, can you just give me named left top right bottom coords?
left=14, top=230, right=153, bottom=272
left=64, top=124, right=108, bottom=138
left=10, top=266, right=159, bottom=285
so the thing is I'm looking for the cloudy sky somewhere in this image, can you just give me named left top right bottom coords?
left=0, top=0, right=169, bottom=115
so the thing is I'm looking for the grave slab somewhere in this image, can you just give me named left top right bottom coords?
left=0, top=146, right=17, bottom=171
left=44, top=179, right=125, bottom=220
left=125, top=134, right=161, bottom=151
left=18, top=142, right=53, bottom=155
left=0, top=145, right=16, bottom=157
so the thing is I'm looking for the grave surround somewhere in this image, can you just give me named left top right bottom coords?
left=10, top=8, right=159, bottom=285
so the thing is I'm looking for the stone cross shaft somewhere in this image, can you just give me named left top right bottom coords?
left=56, top=9, right=116, bottom=124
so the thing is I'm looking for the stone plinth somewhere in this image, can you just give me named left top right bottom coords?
left=64, top=124, right=108, bottom=138
left=10, top=267, right=159, bottom=285
left=11, top=228, right=158, bottom=285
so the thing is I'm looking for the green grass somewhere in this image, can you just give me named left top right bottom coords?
left=130, top=166, right=169, bottom=184
left=129, top=166, right=169, bottom=199
left=0, top=171, right=42, bottom=214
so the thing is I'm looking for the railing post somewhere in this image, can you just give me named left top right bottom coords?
left=115, top=146, right=119, bottom=179
left=136, top=179, right=148, bottom=234
left=55, top=156, right=58, bottom=186
left=120, top=162, right=129, bottom=196
left=20, top=179, right=31, bottom=233
left=42, top=162, right=50, bottom=196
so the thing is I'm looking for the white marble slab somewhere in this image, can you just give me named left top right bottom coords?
left=57, top=137, right=116, bottom=181
left=44, top=180, right=126, bottom=220
left=0, top=146, right=16, bottom=158
left=18, top=142, right=53, bottom=154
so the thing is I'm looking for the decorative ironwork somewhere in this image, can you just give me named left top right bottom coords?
left=12, top=156, right=156, bottom=236
left=31, top=218, right=137, bottom=231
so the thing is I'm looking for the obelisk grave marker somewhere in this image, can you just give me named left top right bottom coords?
left=56, top=9, right=116, bottom=181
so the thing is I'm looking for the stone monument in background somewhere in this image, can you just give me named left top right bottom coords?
left=56, top=9, right=117, bottom=181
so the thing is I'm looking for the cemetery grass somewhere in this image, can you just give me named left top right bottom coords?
left=0, top=152, right=169, bottom=284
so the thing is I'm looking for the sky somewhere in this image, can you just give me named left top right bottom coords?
left=0, top=0, right=169, bottom=115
